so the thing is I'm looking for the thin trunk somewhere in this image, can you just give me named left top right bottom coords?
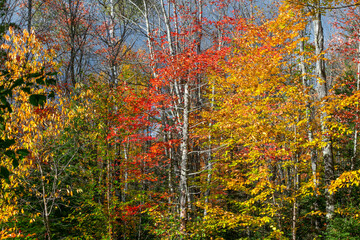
left=69, top=0, right=76, bottom=87
left=123, top=143, right=128, bottom=202
left=106, top=152, right=112, bottom=239
left=174, top=3, right=180, bottom=54
left=39, top=162, right=51, bottom=240
left=160, top=0, right=174, bottom=55
left=292, top=183, right=298, bottom=240
left=196, top=0, right=202, bottom=53
left=27, top=0, right=32, bottom=32
left=292, top=154, right=299, bottom=240
left=351, top=36, right=360, bottom=170
left=204, top=23, right=223, bottom=218
left=169, top=140, right=174, bottom=202
left=313, top=1, right=334, bottom=221
left=204, top=84, right=214, bottom=217
left=109, top=0, right=117, bottom=85
left=106, top=130, right=113, bottom=240
left=179, top=81, right=189, bottom=237
left=70, top=47, right=76, bottom=86
left=143, top=0, right=156, bottom=77
left=300, top=28, right=320, bottom=230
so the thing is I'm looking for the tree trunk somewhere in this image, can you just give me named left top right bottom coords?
left=313, top=2, right=335, bottom=221
left=299, top=28, right=320, bottom=231
left=27, top=0, right=32, bottom=32
left=106, top=140, right=113, bottom=240
left=109, top=0, right=117, bottom=85
left=179, top=81, right=189, bottom=237
left=292, top=154, right=299, bottom=240
left=204, top=84, right=214, bottom=218
left=351, top=35, right=360, bottom=170
left=123, top=143, right=128, bottom=203
left=39, top=162, right=52, bottom=240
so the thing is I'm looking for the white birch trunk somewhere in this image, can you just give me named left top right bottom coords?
left=179, top=81, right=189, bottom=236
left=351, top=35, right=360, bottom=170
left=39, top=162, right=52, bottom=240
left=313, top=2, right=335, bottom=220
left=300, top=28, right=320, bottom=230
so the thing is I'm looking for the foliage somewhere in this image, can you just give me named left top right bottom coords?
left=2, top=0, right=360, bottom=239
left=0, top=27, right=58, bottom=238
left=325, top=216, right=360, bottom=239
left=0, top=27, right=56, bottom=179
left=199, top=3, right=309, bottom=238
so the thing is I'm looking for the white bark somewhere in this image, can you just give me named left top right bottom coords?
left=109, top=0, right=117, bottom=85
left=313, top=2, right=334, bottom=220
left=351, top=35, right=360, bottom=170
left=179, top=81, right=189, bottom=236
left=39, top=163, right=52, bottom=240
left=300, top=28, right=320, bottom=230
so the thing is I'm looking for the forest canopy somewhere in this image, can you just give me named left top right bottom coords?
left=1, top=0, right=360, bottom=239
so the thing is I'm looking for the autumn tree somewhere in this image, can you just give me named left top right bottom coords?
left=0, top=27, right=58, bottom=239
left=31, top=0, right=95, bottom=87
left=199, top=3, right=312, bottom=239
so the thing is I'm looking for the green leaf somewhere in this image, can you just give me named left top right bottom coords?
left=0, top=166, right=10, bottom=179
left=10, top=77, right=24, bottom=89
left=0, top=103, right=11, bottom=113
left=36, top=77, right=45, bottom=85
left=4, top=150, right=15, bottom=159
left=12, top=159, right=19, bottom=168
left=21, top=87, right=31, bottom=94
left=17, top=149, right=29, bottom=159
left=1, top=70, right=9, bottom=75
left=0, top=95, right=7, bottom=105
left=46, top=72, right=58, bottom=76
left=27, top=72, right=42, bottom=79
left=0, top=138, right=15, bottom=149
left=48, top=91, right=55, bottom=99
left=45, top=78, right=56, bottom=86
left=29, top=94, right=46, bottom=107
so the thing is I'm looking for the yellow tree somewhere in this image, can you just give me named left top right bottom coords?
left=0, top=27, right=61, bottom=239
left=288, top=0, right=360, bottom=226
left=199, top=3, right=310, bottom=239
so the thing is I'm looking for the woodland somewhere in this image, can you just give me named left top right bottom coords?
left=1, top=0, right=360, bottom=239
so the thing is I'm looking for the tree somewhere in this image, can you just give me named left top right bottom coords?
left=199, top=3, right=310, bottom=239
left=33, top=0, right=94, bottom=87
left=0, top=27, right=57, bottom=238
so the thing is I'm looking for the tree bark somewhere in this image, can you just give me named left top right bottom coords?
left=351, top=35, right=360, bottom=170
left=179, top=81, right=189, bottom=237
left=204, top=84, right=214, bottom=218
left=313, top=1, right=335, bottom=221
left=39, top=161, right=52, bottom=240
left=292, top=153, right=299, bottom=240
left=299, top=28, right=320, bottom=231
left=27, top=0, right=32, bottom=32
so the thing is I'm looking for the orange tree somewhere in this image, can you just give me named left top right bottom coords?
left=198, top=3, right=311, bottom=239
